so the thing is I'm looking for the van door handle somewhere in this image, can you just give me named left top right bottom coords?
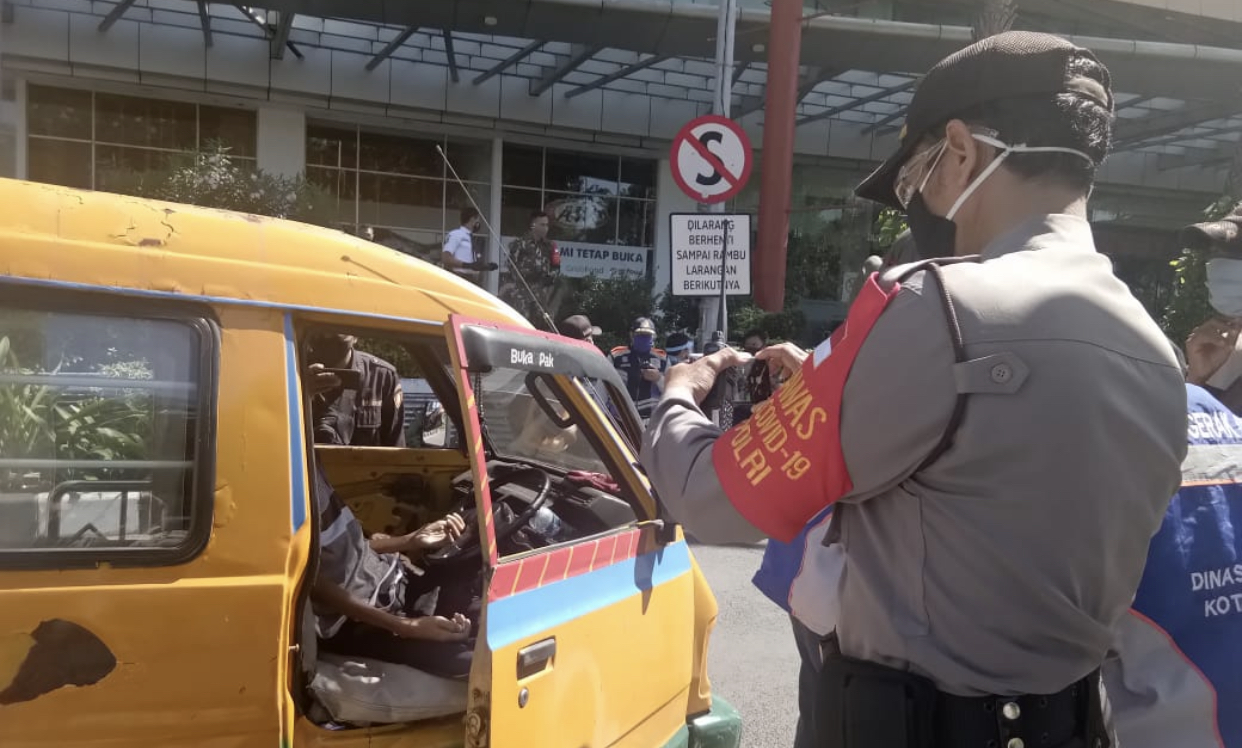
left=517, top=638, right=556, bottom=677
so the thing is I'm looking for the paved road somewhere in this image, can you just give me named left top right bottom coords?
left=691, top=540, right=801, bottom=748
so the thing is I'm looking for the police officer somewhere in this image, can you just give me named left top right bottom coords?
left=1183, top=202, right=1242, bottom=415
left=610, top=317, right=667, bottom=422
left=502, top=211, right=560, bottom=325
left=1100, top=209, right=1242, bottom=748
left=641, top=31, right=1187, bottom=748
left=665, top=332, right=696, bottom=366
left=307, top=333, right=406, bottom=447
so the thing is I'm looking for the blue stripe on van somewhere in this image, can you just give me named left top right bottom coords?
left=283, top=314, right=307, bottom=533
left=485, top=540, right=693, bottom=652
left=0, top=275, right=439, bottom=327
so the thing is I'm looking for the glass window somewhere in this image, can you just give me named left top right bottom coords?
left=200, top=106, right=258, bottom=158
left=27, top=138, right=92, bottom=190
left=544, top=148, right=618, bottom=195
left=500, top=187, right=545, bottom=237
left=307, top=125, right=358, bottom=169
left=500, top=148, right=657, bottom=253
left=478, top=368, right=610, bottom=475
left=95, top=93, right=196, bottom=150
left=27, top=85, right=91, bottom=140
left=25, top=86, right=256, bottom=192
left=306, top=166, right=357, bottom=227
left=620, top=157, right=656, bottom=199
left=0, top=305, right=212, bottom=566
left=545, top=192, right=618, bottom=244
left=359, top=130, right=442, bottom=178
left=501, top=144, right=543, bottom=188
left=95, top=145, right=174, bottom=189
left=443, top=137, right=492, bottom=184
left=306, top=124, right=492, bottom=247
left=618, top=199, right=655, bottom=247
left=358, top=173, right=445, bottom=231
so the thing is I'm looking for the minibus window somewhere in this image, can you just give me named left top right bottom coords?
left=0, top=305, right=214, bottom=568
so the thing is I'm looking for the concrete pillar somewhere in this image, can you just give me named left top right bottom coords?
left=755, top=0, right=803, bottom=312
left=256, top=106, right=306, bottom=178
left=11, top=78, right=26, bottom=180
left=486, top=136, right=503, bottom=296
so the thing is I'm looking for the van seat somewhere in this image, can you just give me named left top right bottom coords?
left=309, top=652, right=467, bottom=726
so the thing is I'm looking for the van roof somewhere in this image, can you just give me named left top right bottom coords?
left=0, top=178, right=531, bottom=329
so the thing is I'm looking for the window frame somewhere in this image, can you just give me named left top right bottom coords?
left=0, top=287, right=219, bottom=570
left=24, top=84, right=258, bottom=192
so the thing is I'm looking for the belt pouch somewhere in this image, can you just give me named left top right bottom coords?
left=816, top=650, right=937, bottom=748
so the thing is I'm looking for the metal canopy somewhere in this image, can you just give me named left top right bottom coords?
left=70, top=0, right=1242, bottom=163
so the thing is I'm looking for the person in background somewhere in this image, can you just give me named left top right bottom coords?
left=441, top=207, right=497, bottom=285
left=610, top=317, right=667, bottom=422
left=1182, top=202, right=1242, bottom=416
left=502, top=211, right=560, bottom=326
left=1098, top=204, right=1242, bottom=748
left=556, top=314, right=601, bottom=348
left=741, top=330, right=767, bottom=356
left=306, top=332, right=405, bottom=448
left=730, top=330, right=771, bottom=423
left=665, top=332, right=696, bottom=365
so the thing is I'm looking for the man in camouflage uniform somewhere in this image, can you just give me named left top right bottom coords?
left=501, top=211, right=560, bottom=327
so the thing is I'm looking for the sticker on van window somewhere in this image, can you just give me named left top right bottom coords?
left=509, top=348, right=555, bottom=369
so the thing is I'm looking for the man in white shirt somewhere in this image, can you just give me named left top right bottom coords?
left=441, top=208, right=495, bottom=285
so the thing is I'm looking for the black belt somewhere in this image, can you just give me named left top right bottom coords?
left=815, top=642, right=1108, bottom=748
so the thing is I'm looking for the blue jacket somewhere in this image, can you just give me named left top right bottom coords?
left=1104, top=384, right=1242, bottom=748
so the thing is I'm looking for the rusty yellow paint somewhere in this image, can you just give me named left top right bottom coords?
left=0, top=632, right=35, bottom=692
left=0, top=180, right=728, bottom=747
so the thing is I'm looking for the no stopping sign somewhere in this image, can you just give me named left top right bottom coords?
left=670, top=115, right=754, bottom=204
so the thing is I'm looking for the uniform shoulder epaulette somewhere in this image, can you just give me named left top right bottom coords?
left=879, top=255, right=983, bottom=290
left=652, top=348, right=667, bottom=357
left=610, top=345, right=630, bottom=356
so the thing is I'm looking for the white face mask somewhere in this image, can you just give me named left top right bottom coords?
left=934, top=133, right=1096, bottom=221
left=1207, top=258, right=1242, bottom=318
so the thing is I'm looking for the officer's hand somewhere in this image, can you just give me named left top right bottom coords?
left=306, top=363, right=341, bottom=396
left=641, top=367, right=661, bottom=383
left=664, top=347, right=752, bottom=406
left=756, top=343, right=810, bottom=383
left=1186, top=317, right=1240, bottom=385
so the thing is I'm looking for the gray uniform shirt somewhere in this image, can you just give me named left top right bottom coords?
left=642, top=214, right=1188, bottom=697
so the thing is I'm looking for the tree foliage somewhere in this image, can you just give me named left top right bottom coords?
left=100, top=142, right=336, bottom=226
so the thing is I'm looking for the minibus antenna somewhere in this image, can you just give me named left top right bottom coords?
left=436, top=145, right=559, bottom=334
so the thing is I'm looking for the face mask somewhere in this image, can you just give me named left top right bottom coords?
left=905, top=134, right=1095, bottom=258
left=631, top=336, right=653, bottom=355
left=1207, top=258, right=1242, bottom=317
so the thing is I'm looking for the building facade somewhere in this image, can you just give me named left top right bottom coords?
left=1, top=0, right=1238, bottom=318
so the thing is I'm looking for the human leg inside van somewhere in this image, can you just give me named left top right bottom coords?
left=312, top=464, right=483, bottom=683
left=315, top=567, right=483, bottom=680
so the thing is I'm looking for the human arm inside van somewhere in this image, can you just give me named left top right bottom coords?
left=311, top=578, right=469, bottom=642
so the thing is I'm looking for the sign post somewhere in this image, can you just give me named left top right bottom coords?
left=670, top=0, right=741, bottom=349
left=669, top=113, right=753, bottom=346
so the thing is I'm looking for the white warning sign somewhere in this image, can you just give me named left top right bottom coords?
left=669, top=213, right=752, bottom=297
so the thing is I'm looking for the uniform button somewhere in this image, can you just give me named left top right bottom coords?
left=990, top=363, right=1012, bottom=384
left=1007, top=739, right=1024, bottom=748
left=1002, top=701, right=1021, bottom=720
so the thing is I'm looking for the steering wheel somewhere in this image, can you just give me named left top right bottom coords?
left=422, top=466, right=553, bottom=568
